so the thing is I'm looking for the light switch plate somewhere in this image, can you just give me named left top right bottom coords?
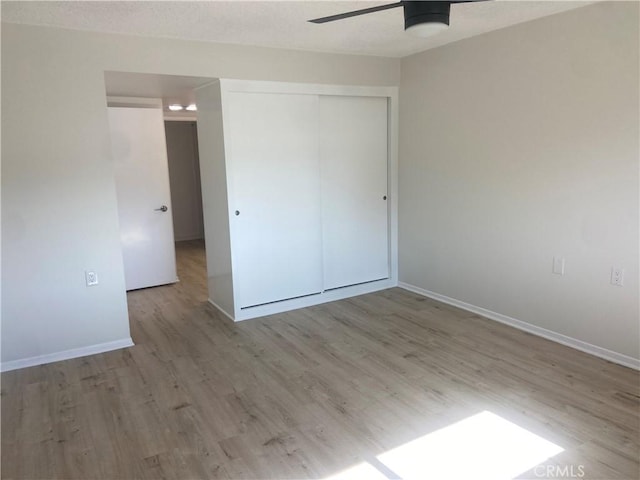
left=552, top=256, right=565, bottom=275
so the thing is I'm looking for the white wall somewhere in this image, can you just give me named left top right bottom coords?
left=1, top=23, right=400, bottom=367
left=399, top=2, right=639, bottom=362
left=195, top=81, right=235, bottom=319
left=165, top=121, right=204, bottom=242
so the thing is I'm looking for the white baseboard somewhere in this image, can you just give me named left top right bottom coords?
left=207, top=299, right=235, bottom=322
left=0, top=337, right=135, bottom=372
left=398, top=282, right=640, bottom=371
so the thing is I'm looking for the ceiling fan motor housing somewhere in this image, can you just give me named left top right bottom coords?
left=403, top=1, right=451, bottom=29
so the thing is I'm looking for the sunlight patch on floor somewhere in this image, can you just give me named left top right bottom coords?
left=324, top=461, right=390, bottom=480
left=324, top=411, right=564, bottom=480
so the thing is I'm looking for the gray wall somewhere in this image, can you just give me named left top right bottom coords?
left=165, top=121, right=204, bottom=242
left=399, top=2, right=639, bottom=360
left=1, top=23, right=400, bottom=365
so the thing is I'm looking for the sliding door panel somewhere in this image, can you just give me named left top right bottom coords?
left=320, top=96, right=389, bottom=290
left=227, top=92, right=323, bottom=308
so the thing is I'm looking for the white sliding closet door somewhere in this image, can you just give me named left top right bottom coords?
left=227, top=92, right=323, bottom=308
left=320, top=96, right=389, bottom=290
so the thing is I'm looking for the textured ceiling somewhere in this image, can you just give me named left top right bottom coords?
left=2, top=1, right=593, bottom=58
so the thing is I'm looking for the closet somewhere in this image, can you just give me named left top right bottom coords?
left=196, top=80, right=398, bottom=321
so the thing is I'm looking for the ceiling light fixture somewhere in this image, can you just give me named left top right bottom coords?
left=168, top=104, right=184, bottom=111
left=405, top=21, right=450, bottom=37
left=186, top=104, right=197, bottom=111
left=404, top=1, right=451, bottom=37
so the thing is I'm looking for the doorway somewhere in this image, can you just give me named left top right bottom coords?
left=165, top=120, right=208, bottom=291
left=165, top=120, right=204, bottom=243
left=104, top=71, right=214, bottom=301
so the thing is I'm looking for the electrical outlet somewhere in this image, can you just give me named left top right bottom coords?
left=85, top=271, right=99, bottom=286
left=552, top=256, right=565, bottom=275
left=610, top=268, right=624, bottom=286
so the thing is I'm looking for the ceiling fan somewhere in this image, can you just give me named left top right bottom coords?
left=309, top=1, right=491, bottom=37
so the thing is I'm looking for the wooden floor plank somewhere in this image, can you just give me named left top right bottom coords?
left=2, top=240, right=638, bottom=479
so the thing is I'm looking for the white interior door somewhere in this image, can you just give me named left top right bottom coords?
left=320, top=95, right=389, bottom=290
left=108, top=107, right=177, bottom=291
left=227, top=92, right=323, bottom=308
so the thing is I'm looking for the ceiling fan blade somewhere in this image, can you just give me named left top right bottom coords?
left=308, top=2, right=403, bottom=24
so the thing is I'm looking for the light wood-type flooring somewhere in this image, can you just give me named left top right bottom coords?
left=2, top=240, right=638, bottom=479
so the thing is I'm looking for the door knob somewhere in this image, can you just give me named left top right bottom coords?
left=155, top=205, right=168, bottom=212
